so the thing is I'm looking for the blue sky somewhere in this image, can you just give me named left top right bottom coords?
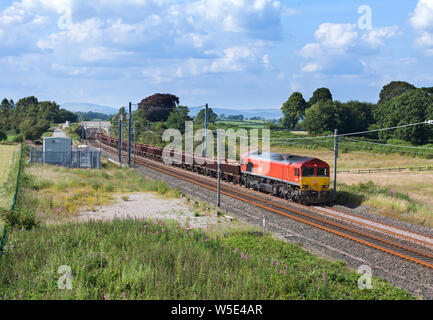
left=0, top=0, right=432, bottom=110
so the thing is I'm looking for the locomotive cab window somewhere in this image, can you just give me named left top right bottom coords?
left=301, top=167, right=315, bottom=177
left=316, top=167, right=329, bottom=177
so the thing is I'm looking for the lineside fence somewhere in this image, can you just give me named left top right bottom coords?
left=30, top=147, right=101, bottom=169
left=0, top=144, right=23, bottom=258
left=337, top=166, right=433, bottom=174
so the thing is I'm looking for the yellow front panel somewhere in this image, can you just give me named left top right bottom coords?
left=300, top=177, right=330, bottom=191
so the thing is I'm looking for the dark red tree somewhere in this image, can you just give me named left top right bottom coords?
left=138, top=93, right=180, bottom=122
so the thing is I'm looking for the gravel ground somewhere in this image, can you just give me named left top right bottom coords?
left=99, top=149, right=433, bottom=299
left=75, top=193, right=225, bottom=230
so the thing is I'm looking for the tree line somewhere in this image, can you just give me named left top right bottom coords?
left=281, top=81, right=433, bottom=145
left=0, top=96, right=77, bottom=141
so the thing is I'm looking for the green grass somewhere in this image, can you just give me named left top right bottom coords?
left=0, top=145, right=20, bottom=210
left=17, top=159, right=179, bottom=220
left=6, top=135, right=17, bottom=142
left=0, top=219, right=412, bottom=300
left=216, top=120, right=267, bottom=129
left=64, top=123, right=82, bottom=143
left=336, top=181, right=433, bottom=228
left=42, top=129, right=54, bottom=138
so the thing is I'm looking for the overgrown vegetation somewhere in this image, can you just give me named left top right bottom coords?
left=0, top=219, right=412, bottom=300
left=16, top=160, right=177, bottom=222
left=336, top=181, right=433, bottom=228
left=0, top=145, right=20, bottom=210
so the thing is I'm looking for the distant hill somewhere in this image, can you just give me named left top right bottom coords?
left=61, top=102, right=119, bottom=115
left=189, top=107, right=282, bottom=120
left=75, top=111, right=113, bottom=121
left=60, top=102, right=282, bottom=119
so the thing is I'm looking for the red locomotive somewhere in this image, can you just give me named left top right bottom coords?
left=96, top=134, right=330, bottom=204
left=240, top=151, right=330, bottom=203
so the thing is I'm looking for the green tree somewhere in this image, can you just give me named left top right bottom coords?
left=166, top=106, right=192, bottom=133
left=19, top=119, right=50, bottom=141
left=333, top=101, right=376, bottom=134
left=281, top=92, right=307, bottom=129
left=302, top=100, right=336, bottom=135
left=374, top=88, right=433, bottom=144
left=378, top=81, right=416, bottom=104
left=308, top=88, right=333, bottom=106
left=195, top=107, right=218, bottom=124
left=0, top=131, right=6, bottom=141
left=0, top=96, right=73, bottom=139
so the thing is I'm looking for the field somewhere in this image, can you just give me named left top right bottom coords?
left=270, top=144, right=433, bottom=227
left=217, top=119, right=267, bottom=129
left=271, top=145, right=433, bottom=171
left=0, top=154, right=413, bottom=300
left=0, top=145, right=19, bottom=209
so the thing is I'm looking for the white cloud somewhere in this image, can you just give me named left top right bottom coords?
left=299, top=43, right=323, bottom=59
left=361, top=26, right=401, bottom=48
left=299, top=22, right=401, bottom=73
left=184, top=0, right=293, bottom=36
left=0, top=0, right=292, bottom=93
left=51, top=63, right=88, bottom=76
left=409, top=0, right=433, bottom=30
left=210, top=46, right=256, bottom=72
left=80, top=46, right=132, bottom=62
left=262, top=54, right=270, bottom=68
left=314, top=23, right=358, bottom=50
left=37, top=18, right=104, bottom=50
left=301, top=62, right=322, bottom=73
left=410, top=0, right=433, bottom=53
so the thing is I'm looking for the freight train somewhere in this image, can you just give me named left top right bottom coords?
left=97, top=134, right=331, bottom=204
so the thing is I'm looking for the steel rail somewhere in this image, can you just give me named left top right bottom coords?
left=96, top=139, right=433, bottom=269
left=312, top=205, right=433, bottom=249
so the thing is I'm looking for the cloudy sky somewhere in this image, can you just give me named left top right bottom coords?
left=0, top=0, right=432, bottom=110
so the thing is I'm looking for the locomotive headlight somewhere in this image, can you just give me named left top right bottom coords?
left=322, top=185, right=329, bottom=189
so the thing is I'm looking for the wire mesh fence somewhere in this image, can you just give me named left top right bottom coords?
left=30, top=147, right=101, bottom=169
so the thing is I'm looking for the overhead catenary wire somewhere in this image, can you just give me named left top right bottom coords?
left=114, top=119, right=433, bottom=149
left=113, top=103, right=432, bottom=144
left=344, top=137, right=433, bottom=151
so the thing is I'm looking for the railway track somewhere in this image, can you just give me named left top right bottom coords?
left=94, top=140, right=433, bottom=271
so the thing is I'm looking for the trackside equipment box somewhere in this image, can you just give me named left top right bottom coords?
left=43, top=137, right=72, bottom=165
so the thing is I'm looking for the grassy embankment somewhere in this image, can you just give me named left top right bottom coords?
left=18, top=162, right=176, bottom=223
left=273, top=145, right=433, bottom=227
left=0, top=151, right=413, bottom=300
left=64, top=123, right=82, bottom=144
left=0, top=218, right=412, bottom=300
left=0, top=145, right=21, bottom=232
